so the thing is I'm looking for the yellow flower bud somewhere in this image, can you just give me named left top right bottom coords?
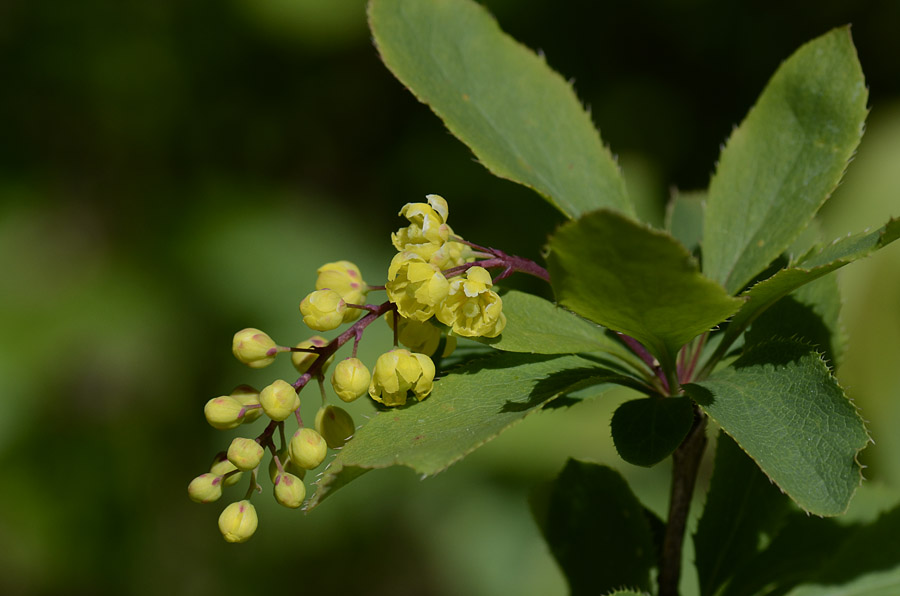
left=268, top=448, right=306, bottom=483
left=230, top=385, right=263, bottom=424
left=300, top=289, right=347, bottom=331
left=368, top=349, right=436, bottom=406
left=385, top=312, right=442, bottom=356
left=315, top=405, right=355, bottom=449
left=386, top=252, right=449, bottom=322
left=273, top=473, right=307, bottom=509
left=204, top=396, right=245, bottom=430
left=227, top=437, right=264, bottom=471
left=232, top=328, right=278, bottom=368
left=187, top=473, right=223, bottom=504
left=316, top=261, right=368, bottom=323
left=436, top=266, right=506, bottom=338
left=291, top=336, right=333, bottom=375
left=331, top=358, right=371, bottom=402
left=210, top=452, right=243, bottom=486
left=218, top=500, right=258, bottom=543
left=259, top=379, right=300, bottom=421
left=290, top=428, right=328, bottom=469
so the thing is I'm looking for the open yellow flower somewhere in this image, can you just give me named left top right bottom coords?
left=436, top=266, right=506, bottom=338
left=386, top=252, right=449, bottom=321
left=368, top=348, right=436, bottom=407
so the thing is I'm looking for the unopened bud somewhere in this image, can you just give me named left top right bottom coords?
left=300, top=289, right=347, bottom=332
left=315, top=405, right=355, bottom=449
left=259, top=380, right=300, bottom=421
left=210, top=452, right=243, bottom=486
left=273, top=473, right=306, bottom=509
left=227, top=437, right=264, bottom=471
left=232, top=328, right=278, bottom=368
left=290, top=428, right=328, bottom=470
left=291, top=336, right=333, bottom=375
left=230, top=385, right=263, bottom=424
left=204, top=396, right=244, bottom=430
left=331, top=358, right=371, bottom=402
left=268, top=448, right=306, bottom=483
left=187, top=473, right=223, bottom=503
left=218, top=500, right=258, bottom=543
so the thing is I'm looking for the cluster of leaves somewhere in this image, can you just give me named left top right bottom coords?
left=215, top=0, right=900, bottom=594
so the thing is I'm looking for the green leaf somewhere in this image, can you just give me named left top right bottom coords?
left=722, top=505, right=900, bottom=596
left=787, top=568, right=900, bottom=596
left=721, top=514, right=851, bottom=596
left=610, top=397, right=694, bottom=467
left=475, top=290, right=635, bottom=363
left=714, top=219, right=900, bottom=359
left=307, top=352, right=631, bottom=509
left=665, top=189, right=705, bottom=255
left=684, top=339, right=869, bottom=516
left=745, top=274, right=844, bottom=369
left=703, top=28, right=868, bottom=295
left=368, top=0, right=632, bottom=219
left=694, top=433, right=792, bottom=596
left=530, top=460, right=655, bottom=595
left=547, top=209, right=742, bottom=370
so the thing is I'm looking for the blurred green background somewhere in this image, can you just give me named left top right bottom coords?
left=2, top=1, right=899, bottom=594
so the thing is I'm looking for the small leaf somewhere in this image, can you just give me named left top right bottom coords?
left=685, top=339, right=869, bottom=516
left=610, top=397, right=694, bottom=467
left=308, top=352, right=631, bottom=509
left=694, top=433, right=792, bottom=596
left=665, top=189, right=705, bottom=255
left=368, top=0, right=632, bottom=219
left=474, top=290, right=636, bottom=365
left=530, top=460, right=655, bottom=595
left=703, top=28, right=868, bottom=294
left=547, top=209, right=742, bottom=369
left=715, top=219, right=900, bottom=357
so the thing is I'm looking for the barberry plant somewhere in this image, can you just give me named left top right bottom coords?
left=189, top=1, right=900, bottom=594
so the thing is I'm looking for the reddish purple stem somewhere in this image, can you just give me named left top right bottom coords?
left=618, top=333, right=670, bottom=394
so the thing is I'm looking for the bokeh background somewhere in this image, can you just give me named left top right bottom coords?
left=2, top=1, right=899, bottom=594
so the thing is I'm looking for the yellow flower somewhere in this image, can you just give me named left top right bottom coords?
left=231, top=328, right=278, bottom=368
left=210, top=452, right=243, bottom=486
left=391, top=194, right=451, bottom=257
left=289, top=428, right=328, bottom=469
left=300, top=289, right=347, bottom=331
left=259, top=379, right=300, bottom=421
left=203, top=396, right=245, bottom=430
left=330, top=358, right=371, bottom=402
left=315, top=261, right=367, bottom=322
left=230, top=385, right=263, bottom=424
left=187, top=473, right=223, bottom=504
left=291, top=336, right=332, bottom=375
left=218, top=500, right=258, bottom=543
left=385, top=312, right=441, bottom=356
left=436, top=266, right=506, bottom=338
left=429, top=237, right=472, bottom=269
left=226, top=437, right=264, bottom=471
left=273, top=473, right=306, bottom=509
left=315, top=405, right=355, bottom=449
left=368, top=349, right=436, bottom=407
left=386, top=252, right=449, bottom=321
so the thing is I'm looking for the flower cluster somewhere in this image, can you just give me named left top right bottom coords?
left=189, top=195, right=547, bottom=542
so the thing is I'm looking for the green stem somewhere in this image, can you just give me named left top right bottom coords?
left=658, top=405, right=708, bottom=596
